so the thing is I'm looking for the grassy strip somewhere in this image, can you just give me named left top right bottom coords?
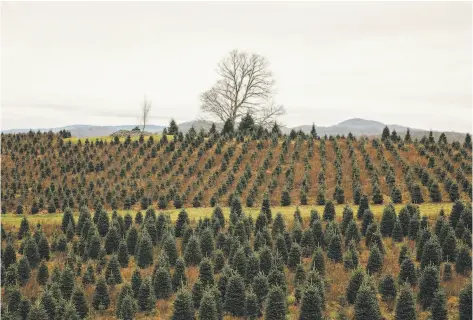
left=1, top=202, right=453, bottom=227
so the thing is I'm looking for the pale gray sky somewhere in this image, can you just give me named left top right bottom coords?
left=1, top=1, right=472, bottom=131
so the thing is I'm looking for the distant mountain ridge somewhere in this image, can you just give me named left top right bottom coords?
left=2, top=118, right=468, bottom=141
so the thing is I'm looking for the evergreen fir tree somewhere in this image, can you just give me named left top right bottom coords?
left=199, top=258, right=215, bottom=287
left=136, top=230, right=154, bottom=268
left=392, top=218, right=404, bottom=242
left=361, top=209, right=374, bottom=235
left=3, top=241, right=17, bottom=270
left=346, top=268, right=365, bottom=304
left=199, top=228, right=214, bottom=258
left=71, top=286, right=89, bottom=319
left=117, top=239, right=129, bottom=268
left=18, top=217, right=30, bottom=240
left=431, top=289, right=447, bottom=320
left=126, top=226, right=138, bottom=255
left=455, top=244, right=472, bottom=275
left=345, top=220, right=361, bottom=245
left=105, top=255, right=122, bottom=285
left=323, top=201, right=335, bottom=221
left=104, top=226, right=120, bottom=254
left=367, top=245, right=383, bottom=274
left=131, top=269, right=142, bottom=298
left=92, top=278, right=110, bottom=310
left=224, top=273, right=246, bottom=316
left=280, top=188, right=291, bottom=206
left=117, top=294, right=136, bottom=320
left=172, top=257, right=187, bottom=291
left=185, top=235, right=203, bottom=266
left=379, top=274, right=396, bottom=302
left=153, top=267, right=172, bottom=300
left=27, top=304, right=48, bottom=320
left=380, top=204, right=396, bottom=237
left=459, top=283, right=472, bottom=320
left=37, top=261, right=49, bottom=285
left=418, top=265, right=440, bottom=309
left=354, top=280, right=381, bottom=320
left=82, top=264, right=95, bottom=286
left=398, top=257, right=417, bottom=286
left=327, top=233, right=343, bottom=263
left=357, top=195, right=369, bottom=220
left=442, top=229, right=457, bottom=262
left=264, top=286, right=287, bottom=320
left=137, top=277, right=155, bottom=312
left=287, top=243, right=302, bottom=270
left=311, top=247, right=325, bottom=275
left=18, top=257, right=31, bottom=286
left=192, top=279, right=204, bottom=308
left=172, top=288, right=194, bottom=320
left=299, top=284, right=323, bottom=320
left=394, top=285, right=416, bottom=320
left=175, top=209, right=190, bottom=237
left=420, top=236, right=442, bottom=269
left=199, top=289, right=218, bottom=320
left=23, top=237, right=40, bottom=268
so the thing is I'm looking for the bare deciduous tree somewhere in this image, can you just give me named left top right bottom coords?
left=200, top=49, right=285, bottom=128
left=140, top=96, right=152, bottom=132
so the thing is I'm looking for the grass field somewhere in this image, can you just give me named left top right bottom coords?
left=1, top=202, right=454, bottom=228
left=63, top=134, right=174, bottom=144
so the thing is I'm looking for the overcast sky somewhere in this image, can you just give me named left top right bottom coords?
left=1, top=1, right=472, bottom=132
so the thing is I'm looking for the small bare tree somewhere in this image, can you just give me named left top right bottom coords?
left=140, top=96, right=152, bottom=132
left=200, top=49, right=285, bottom=128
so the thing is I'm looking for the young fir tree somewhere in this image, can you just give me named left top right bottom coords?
left=199, top=289, right=218, bottom=320
left=137, top=277, right=155, bottom=312
left=345, top=220, right=361, bottom=245
left=398, top=257, right=417, bottom=286
left=354, top=279, right=381, bottom=320
left=136, top=230, right=154, bottom=268
left=172, top=288, right=195, bottom=320
left=126, top=226, right=138, bottom=256
left=117, top=294, right=136, bottom=320
left=395, top=285, right=417, bottom=320
left=361, top=210, right=374, bottom=235
left=323, top=201, right=335, bottom=221
left=418, top=265, right=440, bottom=309
left=327, top=233, right=343, bottom=263
left=71, top=286, right=89, bottom=319
left=431, top=289, right=448, bottom=320
left=379, top=274, right=397, bottom=302
left=117, top=239, right=129, bottom=268
left=199, top=258, right=215, bottom=287
left=366, top=245, right=383, bottom=274
left=299, top=284, right=323, bottom=320
left=459, top=282, right=472, bottom=320
left=23, top=237, right=40, bottom=268
left=380, top=204, right=397, bottom=237
left=264, top=286, right=287, bottom=320
left=18, top=257, right=31, bottom=286
left=153, top=267, right=172, bottom=300
left=92, top=278, right=110, bottom=310
left=27, top=304, right=49, bottom=320
left=346, top=268, right=365, bottom=305
left=224, top=273, right=246, bottom=316
left=455, top=244, right=472, bottom=275
left=280, top=188, right=291, bottom=206
left=420, top=236, right=442, bottom=269
left=311, top=247, right=325, bottom=275
left=105, top=255, right=123, bottom=285
left=172, top=257, right=187, bottom=291
left=37, top=261, right=49, bottom=285
left=287, top=243, right=302, bottom=270
left=252, top=272, right=270, bottom=306
left=185, top=235, right=203, bottom=267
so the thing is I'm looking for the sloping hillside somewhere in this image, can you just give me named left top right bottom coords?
left=1, top=128, right=471, bottom=214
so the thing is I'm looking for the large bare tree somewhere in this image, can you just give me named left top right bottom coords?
left=140, top=96, right=152, bottom=132
left=200, top=49, right=285, bottom=128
